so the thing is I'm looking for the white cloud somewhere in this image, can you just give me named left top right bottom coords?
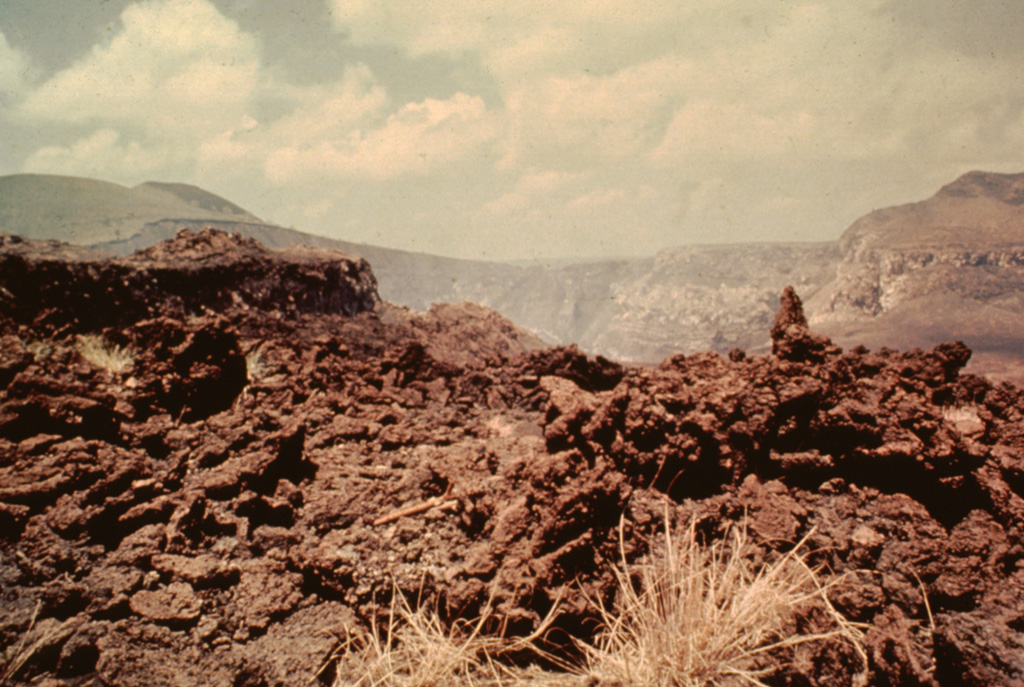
left=328, top=1, right=774, bottom=80
left=272, top=67, right=387, bottom=141
left=503, top=60, right=683, bottom=169
left=22, top=129, right=178, bottom=178
left=18, top=0, right=260, bottom=139
left=197, top=63, right=389, bottom=176
left=263, top=92, right=498, bottom=182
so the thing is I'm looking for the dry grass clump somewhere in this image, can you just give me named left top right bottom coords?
left=240, top=341, right=273, bottom=387
left=329, top=593, right=567, bottom=687
left=328, top=515, right=865, bottom=687
left=75, top=333, right=135, bottom=373
left=0, top=602, right=74, bottom=685
left=25, top=339, right=54, bottom=361
left=245, top=348, right=268, bottom=383
left=582, top=516, right=866, bottom=687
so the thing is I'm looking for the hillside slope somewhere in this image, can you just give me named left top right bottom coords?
left=0, top=174, right=260, bottom=245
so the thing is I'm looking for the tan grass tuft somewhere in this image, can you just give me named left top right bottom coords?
left=582, top=513, right=867, bottom=687
left=0, top=602, right=76, bottom=684
left=329, top=592, right=567, bottom=687
left=75, top=334, right=135, bottom=374
left=245, top=348, right=268, bottom=383
left=25, top=339, right=54, bottom=361
left=326, top=517, right=866, bottom=687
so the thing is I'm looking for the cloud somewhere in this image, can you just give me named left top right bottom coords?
left=0, top=30, right=29, bottom=97
left=14, top=0, right=501, bottom=186
left=335, top=3, right=913, bottom=174
left=198, top=84, right=499, bottom=185
left=22, top=128, right=178, bottom=179
left=330, top=0, right=712, bottom=82
left=482, top=170, right=578, bottom=215
left=503, top=60, right=682, bottom=169
left=18, top=0, right=260, bottom=139
left=6, top=0, right=1024, bottom=259
left=261, top=91, right=498, bottom=182
left=651, top=100, right=814, bottom=164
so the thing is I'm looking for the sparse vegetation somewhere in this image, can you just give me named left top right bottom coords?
left=24, top=339, right=54, bottom=361
left=75, top=333, right=136, bottom=373
left=582, top=516, right=866, bottom=687
left=245, top=346, right=268, bottom=382
left=327, top=516, right=866, bottom=687
left=328, top=591, right=565, bottom=687
left=0, top=602, right=69, bottom=685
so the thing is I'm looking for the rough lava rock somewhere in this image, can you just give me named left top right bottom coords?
left=771, top=286, right=841, bottom=362
left=1, top=231, right=1023, bottom=686
left=0, top=228, right=380, bottom=334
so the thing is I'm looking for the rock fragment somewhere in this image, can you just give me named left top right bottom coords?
left=129, top=582, right=202, bottom=626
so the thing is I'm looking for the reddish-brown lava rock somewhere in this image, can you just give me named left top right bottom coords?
left=231, top=559, right=304, bottom=633
left=150, top=553, right=239, bottom=588
left=129, top=582, right=202, bottom=626
left=771, top=285, right=841, bottom=362
left=2, top=232, right=1023, bottom=686
left=0, top=228, right=380, bottom=334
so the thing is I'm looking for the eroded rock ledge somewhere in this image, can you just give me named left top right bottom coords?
left=0, top=229, right=380, bottom=334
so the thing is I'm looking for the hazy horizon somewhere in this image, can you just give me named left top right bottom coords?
left=2, top=0, right=1023, bottom=260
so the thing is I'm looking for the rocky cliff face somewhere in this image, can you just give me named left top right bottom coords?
left=2, top=231, right=1024, bottom=686
left=583, top=241, right=838, bottom=360
left=814, top=245, right=1024, bottom=323
left=805, top=171, right=1024, bottom=381
left=812, top=170, right=1024, bottom=318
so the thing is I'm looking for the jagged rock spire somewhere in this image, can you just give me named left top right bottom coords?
left=771, top=286, right=809, bottom=341
left=771, top=286, right=839, bottom=362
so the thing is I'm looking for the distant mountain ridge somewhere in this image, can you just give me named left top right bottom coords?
left=4, top=170, right=1024, bottom=381
left=938, top=169, right=1024, bottom=205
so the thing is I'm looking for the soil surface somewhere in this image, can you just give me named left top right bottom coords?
left=2, top=231, right=1023, bottom=686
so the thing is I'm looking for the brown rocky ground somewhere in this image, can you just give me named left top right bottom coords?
left=1, top=230, right=1023, bottom=686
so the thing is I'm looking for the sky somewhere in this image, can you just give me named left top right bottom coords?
left=1, top=0, right=1023, bottom=261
